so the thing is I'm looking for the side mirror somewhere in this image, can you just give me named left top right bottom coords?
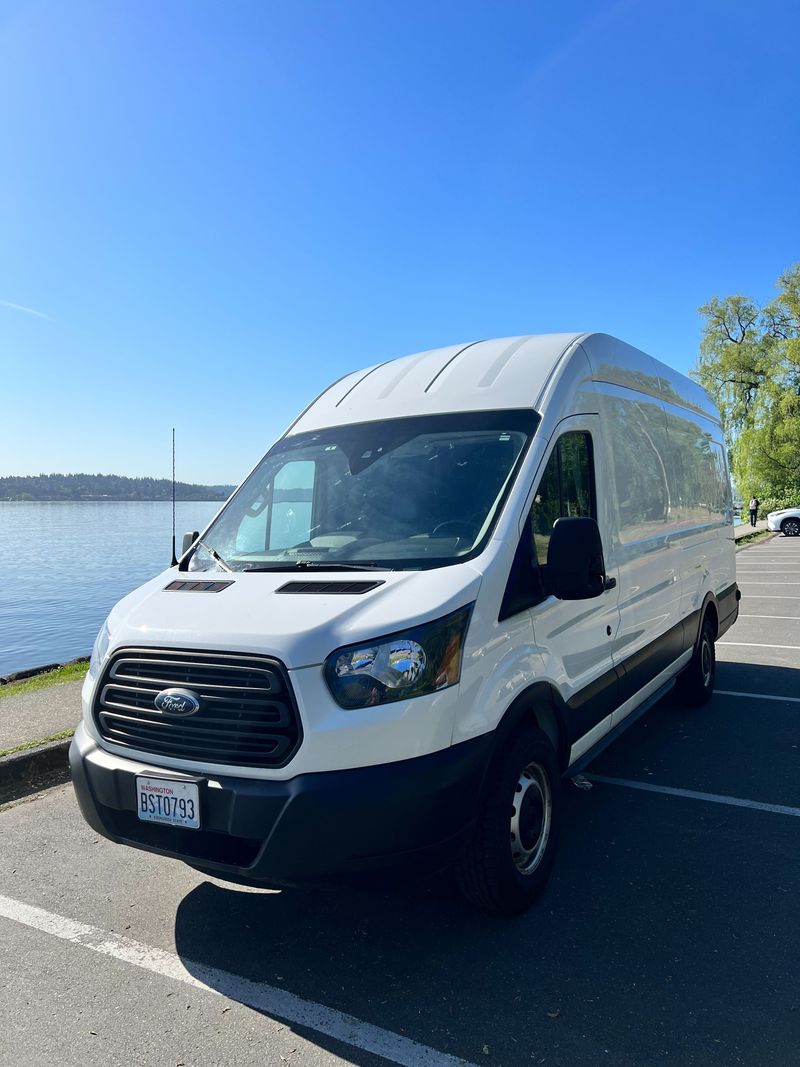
left=546, top=517, right=613, bottom=600
left=182, top=530, right=200, bottom=556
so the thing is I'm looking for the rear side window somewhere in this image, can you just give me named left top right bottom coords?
left=530, top=431, right=595, bottom=564
left=663, top=409, right=730, bottom=526
left=599, top=395, right=670, bottom=543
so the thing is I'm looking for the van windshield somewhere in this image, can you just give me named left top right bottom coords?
left=187, top=410, right=538, bottom=572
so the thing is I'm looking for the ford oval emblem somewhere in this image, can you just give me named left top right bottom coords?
left=153, top=688, right=201, bottom=716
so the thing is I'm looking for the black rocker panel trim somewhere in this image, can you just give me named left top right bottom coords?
left=564, top=613, right=701, bottom=746
left=565, top=667, right=620, bottom=745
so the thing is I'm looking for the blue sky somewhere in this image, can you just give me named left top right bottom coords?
left=1, top=0, right=798, bottom=485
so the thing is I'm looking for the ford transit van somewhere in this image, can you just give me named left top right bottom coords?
left=70, top=333, right=739, bottom=914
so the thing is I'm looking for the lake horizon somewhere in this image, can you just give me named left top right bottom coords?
left=1, top=500, right=221, bottom=676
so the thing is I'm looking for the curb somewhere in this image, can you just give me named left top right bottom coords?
left=735, top=530, right=776, bottom=548
left=1, top=655, right=89, bottom=687
left=0, top=737, right=72, bottom=805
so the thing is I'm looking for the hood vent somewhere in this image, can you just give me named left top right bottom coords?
left=164, top=580, right=234, bottom=593
left=276, top=580, right=385, bottom=595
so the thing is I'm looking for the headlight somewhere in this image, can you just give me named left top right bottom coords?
left=89, top=619, right=111, bottom=676
left=324, top=606, right=473, bottom=709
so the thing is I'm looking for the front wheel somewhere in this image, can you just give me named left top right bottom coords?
left=676, top=615, right=716, bottom=706
left=781, top=518, right=800, bottom=537
left=456, top=726, right=560, bottom=916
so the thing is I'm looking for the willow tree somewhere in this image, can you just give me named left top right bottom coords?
left=693, top=264, right=800, bottom=506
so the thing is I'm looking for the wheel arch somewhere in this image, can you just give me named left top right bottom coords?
left=479, top=682, right=572, bottom=796
left=691, top=592, right=719, bottom=649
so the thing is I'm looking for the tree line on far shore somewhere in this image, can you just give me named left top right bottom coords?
left=1, top=473, right=235, bottom=502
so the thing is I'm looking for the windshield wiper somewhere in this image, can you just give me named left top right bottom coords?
left=242, top=560, right=390, bottom=572
left=195, top=539, right=234, bottom=573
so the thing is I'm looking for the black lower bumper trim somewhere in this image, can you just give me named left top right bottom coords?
left=717, top=581, right=740, bottom=637
left=69, top=726, right=493, bottom=886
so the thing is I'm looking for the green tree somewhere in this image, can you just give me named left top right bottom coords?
left=693, top=264, right=800, bottom=508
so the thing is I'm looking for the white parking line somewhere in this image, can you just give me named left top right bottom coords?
left=737, top=595, right=800, bottom=600
left=0, top=895, right=477, bottom=1067
left=718, top=641, right=800, bottom=650
left=716, top=690, right=800, bottom=704
left=738, top=614, right=800, bottom=620
left=586, top=775, right=800, bottom=818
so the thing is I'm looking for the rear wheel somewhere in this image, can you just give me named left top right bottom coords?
left=781, top=518, right=800, bottom=537
left=676, top=615, right=716, bottom=706
left=456, top=726, right=560, bottom=916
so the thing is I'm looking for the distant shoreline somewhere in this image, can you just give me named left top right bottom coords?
left=0, top=497, right=226, bottom=503
left=0, top=473, right=235, bottom=502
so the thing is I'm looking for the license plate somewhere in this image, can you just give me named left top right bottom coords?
left=136, top=776, right=200, bottom=829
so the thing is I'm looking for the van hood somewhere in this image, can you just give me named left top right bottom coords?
left=105, top=566, right=483, bottom=669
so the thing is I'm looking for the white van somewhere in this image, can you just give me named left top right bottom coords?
left=71, top=333, right=739, bottom=914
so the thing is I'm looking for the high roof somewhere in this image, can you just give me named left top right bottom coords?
left=287, top=334, right=583, bottom=433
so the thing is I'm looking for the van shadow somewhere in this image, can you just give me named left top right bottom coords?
left=173, top=665, right=800, bottom=1066
left=587, top=659, right=800, bottom=801
left=173, top=872, right=516, bottom=1065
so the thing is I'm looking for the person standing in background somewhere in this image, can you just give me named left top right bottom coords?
left=749, top=496, right=760, bottom=527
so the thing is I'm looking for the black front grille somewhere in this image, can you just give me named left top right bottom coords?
left=93, top=648, right=302, bottom=768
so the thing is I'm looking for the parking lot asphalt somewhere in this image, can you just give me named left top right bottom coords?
left=2, top=533, right=799, bottom=1067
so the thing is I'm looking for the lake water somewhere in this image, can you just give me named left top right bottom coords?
left=0, top=501, right=222, bottom=676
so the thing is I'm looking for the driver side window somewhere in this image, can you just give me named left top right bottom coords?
left=500, top=431, right=596, bottom=620
left=530, top=431, right=595, bottom=564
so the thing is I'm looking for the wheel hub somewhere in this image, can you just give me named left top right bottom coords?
left=510, top=762, right=552, bottom=875
left=701, top=638, right=713, bottom=688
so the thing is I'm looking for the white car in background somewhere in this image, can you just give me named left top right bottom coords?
left=767, top=508, right=800, bottom=536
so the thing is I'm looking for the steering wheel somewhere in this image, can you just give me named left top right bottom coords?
left=431, top=520, right=478, bottom=540
left=245, top=497, right=269, bottom=519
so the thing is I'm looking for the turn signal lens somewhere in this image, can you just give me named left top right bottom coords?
left=88, top=619, right=111, bottom=677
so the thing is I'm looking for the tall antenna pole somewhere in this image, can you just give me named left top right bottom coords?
left=170, top=427, right=178, bottom=566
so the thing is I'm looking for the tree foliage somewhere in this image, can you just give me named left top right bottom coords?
left=693, top=264, right=800, bottom=503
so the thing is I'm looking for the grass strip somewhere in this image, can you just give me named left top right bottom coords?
left=0, top=662, right=88, bottom=699
left=0, top=728, right=75, bottom=759
left=735, top=530, right=775, bottom=549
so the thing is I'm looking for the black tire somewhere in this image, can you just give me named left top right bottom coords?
left=676, top=615, right=716, bottom=706
left=455, top=726, right=560, bottom=916
left=781, top=518, right=800, bottom=537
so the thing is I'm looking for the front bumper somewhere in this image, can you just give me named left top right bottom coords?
left=69, top=723, right=493, bottom=886
left=767, top=517, right=781, bottom=531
